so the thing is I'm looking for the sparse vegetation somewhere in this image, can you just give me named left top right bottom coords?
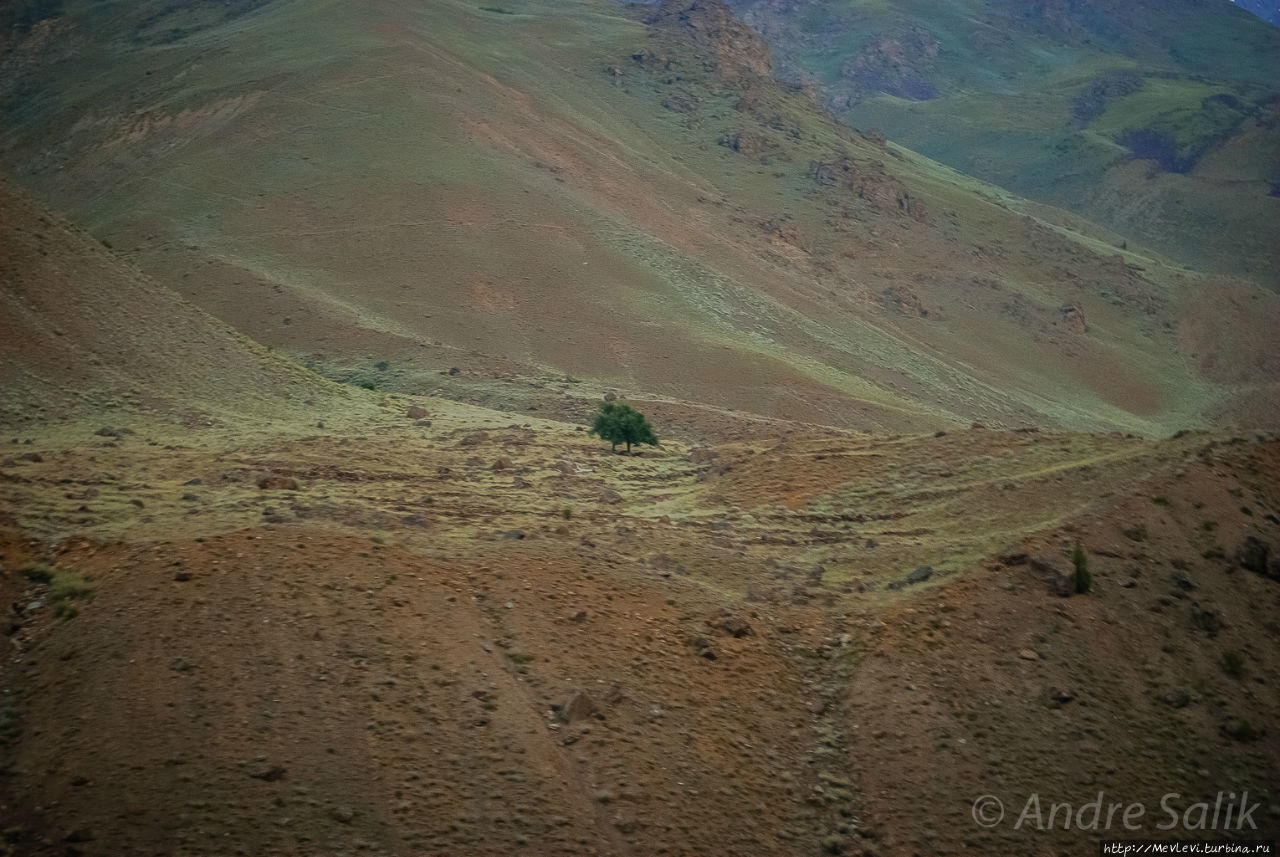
left=24, top=565, right=95, bottom=618
left=49, top=571, right=95, bottom=618
left=589, top=401, right=658, bottom=455
left=1222, top=650, right=1246, bottom=679
left=21, top=563, right=53, bottom=583
left=374, top=361, right=390, bottom=372
left=1072, top=541, right=1092, bottom=594
left=1151, top=495, right=1170, bottom=506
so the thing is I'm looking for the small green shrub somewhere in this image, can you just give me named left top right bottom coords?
left=1201, top=520, right=1218, bottom=532
left=1151, top=495, right=1171, bottom=507
left=374, top=361, right=390, bottom=371
left=1072, top=541, right=1092, bottom=594
left=1222, top=651, right=1245, bottom=679
left=358, top=381, right=376, bottom=391
left=562, top=508, right=572, bottom=520
left=20, top=564, right=53, bottom=583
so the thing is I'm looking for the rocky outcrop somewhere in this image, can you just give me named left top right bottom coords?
left=807, top=155, right=930, bottom=222
left=644, top=0, right=774, bottom=90
left=841, top=26, right=940, bottom=102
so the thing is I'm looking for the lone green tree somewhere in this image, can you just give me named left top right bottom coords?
left=589, top=401, right=658, bottom=454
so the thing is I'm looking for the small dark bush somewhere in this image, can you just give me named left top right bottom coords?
left=21, top=564, right=53, bottom=583
left=1072, top=541, right=1092, bottom=594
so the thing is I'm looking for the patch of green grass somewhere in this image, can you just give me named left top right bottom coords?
left=51, top=575, right=95, bottom=618
left=28, top=568, right=97, bottom=619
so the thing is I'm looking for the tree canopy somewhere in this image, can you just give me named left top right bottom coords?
left=589, top=401, right=658, bottom=454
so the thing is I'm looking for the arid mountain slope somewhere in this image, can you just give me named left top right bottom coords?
left=0, top=179, right=1278, bottom=856
left=0, top=180, right=347, bottom=430
left=3, top=369, right=1278, bottom=857
left=1, top=0, right=1276, bottom=434
left=725, top=0, right=1280, bottom=285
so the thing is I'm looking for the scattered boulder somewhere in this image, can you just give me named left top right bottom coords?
left=1220, top=718, right=1262, bottom=743
left=1059, top=304, right=1088, bottom=334
left=1158, top=689, right=1191, bottom=708
left=598, top=488, right=622, bottom=505
left=556, top=690, right=602, bottom=724
left=1018, top=649, right=1040, bottom=661
left=647, top=554, right=687, bottom=576
left=686, top=634, right=719, bottom=659
left=887, top=565, right=932, bottom=590
left=1236, top=537, right=1276, bottom=580
left=906, top=565, right=933, bottom=585
left=1190, top=606, right=1223, bottom=635
left=406, top=406, right=429, bottom=419
left=247, top=763, right=287, bottom=781
left=1044, top=686, right=1075, bottom=708
left=329, top=805, right=355, bottom=825
left=257, top=473, right=300, bottom=491
left=492, top=457, right=513, bottom=471
left=998, top=549, right=1029, bottom=566
left=707, top=611, right=753, bottom=638
left=687, top=447, right=718, bottom=464
left=1030, top=552, right=1075, bottom=597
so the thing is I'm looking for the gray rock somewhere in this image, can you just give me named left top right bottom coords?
left=1030, top=553, right=1075, bottom=597
left=1190, top=606, right=1222, bottom=635
left=1237, top=537, right=1277, bottom=580
left=906, top=565, right=933, bottom=585
left=556, top=691, right=601, bottom=725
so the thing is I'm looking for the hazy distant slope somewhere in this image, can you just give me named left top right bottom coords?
left=0, top=0, right=1274, bottom=433
left=726, top=0, right=1280, bottom=285
left=0, top=180, right=339, bottom=429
